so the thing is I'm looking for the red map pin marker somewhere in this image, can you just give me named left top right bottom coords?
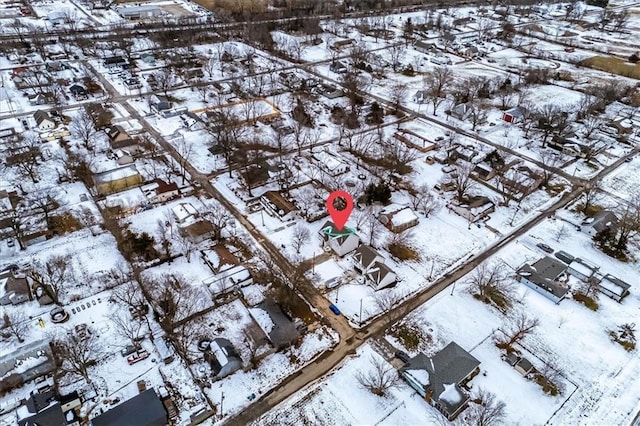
left=326, top=191, right=354, bottom=231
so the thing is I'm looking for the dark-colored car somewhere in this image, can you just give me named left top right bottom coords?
left=121, top=344, right=141, bottom=357
left=329, top=304, right=341, bottom=315
left=395, top=350, right=411, bottom=363
left=536, top=243, right=554, bottom=253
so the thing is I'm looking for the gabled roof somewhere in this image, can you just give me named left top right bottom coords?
left=18, top=402, right=65, bottom=426
left=91, top=389, right=167, bottom=426
left=402, top=342, right=479, bottom=415
left=256, top=300, right=299, bottom=349
left=517, top=257, right=569, bottom=300
left=353, top=245, right=381, bottom=269
left=319, top=220, right=356, bottom=245
left=33, top=110, right=53, bottom=125
left=366, top=262, right=395, bottom=285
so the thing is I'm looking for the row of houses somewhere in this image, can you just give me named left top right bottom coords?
left=516, top=252, right=631, bottom=304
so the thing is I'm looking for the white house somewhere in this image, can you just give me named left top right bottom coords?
left=353, top=245, right=384, bottom=274
left=312, top=150, right=349, bottom=177
left=378, top=204, right=419, bottom=233
left=33, top=110, right=55, bottom=131
left=171, top=202, right=198, bottom=224
left=319, top=221, right=360, bottom=257
left=352, top=245, right=398, bottom=290
left=365, top=262, right=397, bottom=290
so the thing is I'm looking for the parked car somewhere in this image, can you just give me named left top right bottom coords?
left=74, top=323, right=91, bottom=342
left=127, top=349, right=150, bottom=365
left=395, top=350, right=411, bottom=363
left=329, top=304, right=341, bottom=315
left=121, top=344, right=141, bottom=357
left=536, top=243, right=554, bottom=253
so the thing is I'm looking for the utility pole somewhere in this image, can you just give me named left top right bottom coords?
left=359, top=298, right=363, bottom=326
left=220, top=392, right=224, bottom=418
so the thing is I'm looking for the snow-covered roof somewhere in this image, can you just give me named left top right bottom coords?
left=171, top=202, right=198, bottom=223
left=388, top=207, right=418, bottom=228
left=568, top=258, right=598, bottom=277
left=93, top=164, right=140, bottom=184
left=440, top=383, right=464, bottom=405
left=405, top=369, right=430, bottom=387
left=599, top=274, right=631, bottom=297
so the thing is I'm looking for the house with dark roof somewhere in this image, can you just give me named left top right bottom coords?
left=516, top=256, right=569, bottom=304
left=352, top=245, right=397, bottom=290
left=253, top=300, right=299, bottom=351
left=103, top=56, right=127, bottom=69
left=365, top=262, right=397, bottom=290
left=261, top=191, right=297, bottom=219
left=401, top=342, right=480, bottom=421
left=447, top=196, right=495, bottom=223
left=581, top=210, right=618, bottom=237
left=204, top=338, right=243, bottom=379
left=0, top=268, right=31, bottom=305
left=33, top=110, right=55, bottom=131
left=179, top=220, right=216, bottom=244
left=353, top=245, right=384, bottom=274
left=69, top=84, right=88, bottom=99
left=514, top=357, right=535, bottom=376
left=106, top=125, right=137, bottom=150
left=141, top=179, right=180, bottom=204
left=91, top=389, right=167, bottom=426
left=319, top=221, right=360, bottom=257
left=0, top=340, right=56, bottom=391
left=18, top=402, right=77, bottom=426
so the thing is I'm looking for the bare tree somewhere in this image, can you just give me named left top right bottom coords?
left=364, top=207, right=383, bottom=248
left=291, top=224, right=311, bottom=254
left=373, top=290, right=402, bottom=311
left=110, top=281, right=145, bottom=311
left=552, top=224, right=569, bottom=243
left=388, top=43, right=405, bottom=72
left=24, top=189, right=60, bottom=228
left=109, top=311, right=144, bottom=346
left=423, top=66, right=453, bottom=115
left=142, top=275, right=208, bottom=330
left=28, top=255, right=74, bottom=305
left=355, top=355, right=399, bottom=396
left=388, top=82, right=409, bottom=116
left=409, top=183, right=438, bottom=217
left=69, top=108, right=96, bottom=151
left=154, top=69, right=176, bottom=97
left=466, top=389, right=507, bottom=426
left=381, top=138, right=416, bottom=176
left=469, top=102, right=489, bottom=132
left=2, top=310, right=29, bottom=343
left=51, top=327, right=103, bottom=388
left=496, top=312, right=540, bottom=351
left=468, top=262, right=514, bottom=312
left=451, top=163, right=477, bottom=202
left=539, top=151, right=562, bottom=187
left=579, top=183, right=600, bottom=215
left=341, top=69, right=370, bottom=114
left=156, top=219, right=172, bottom=259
